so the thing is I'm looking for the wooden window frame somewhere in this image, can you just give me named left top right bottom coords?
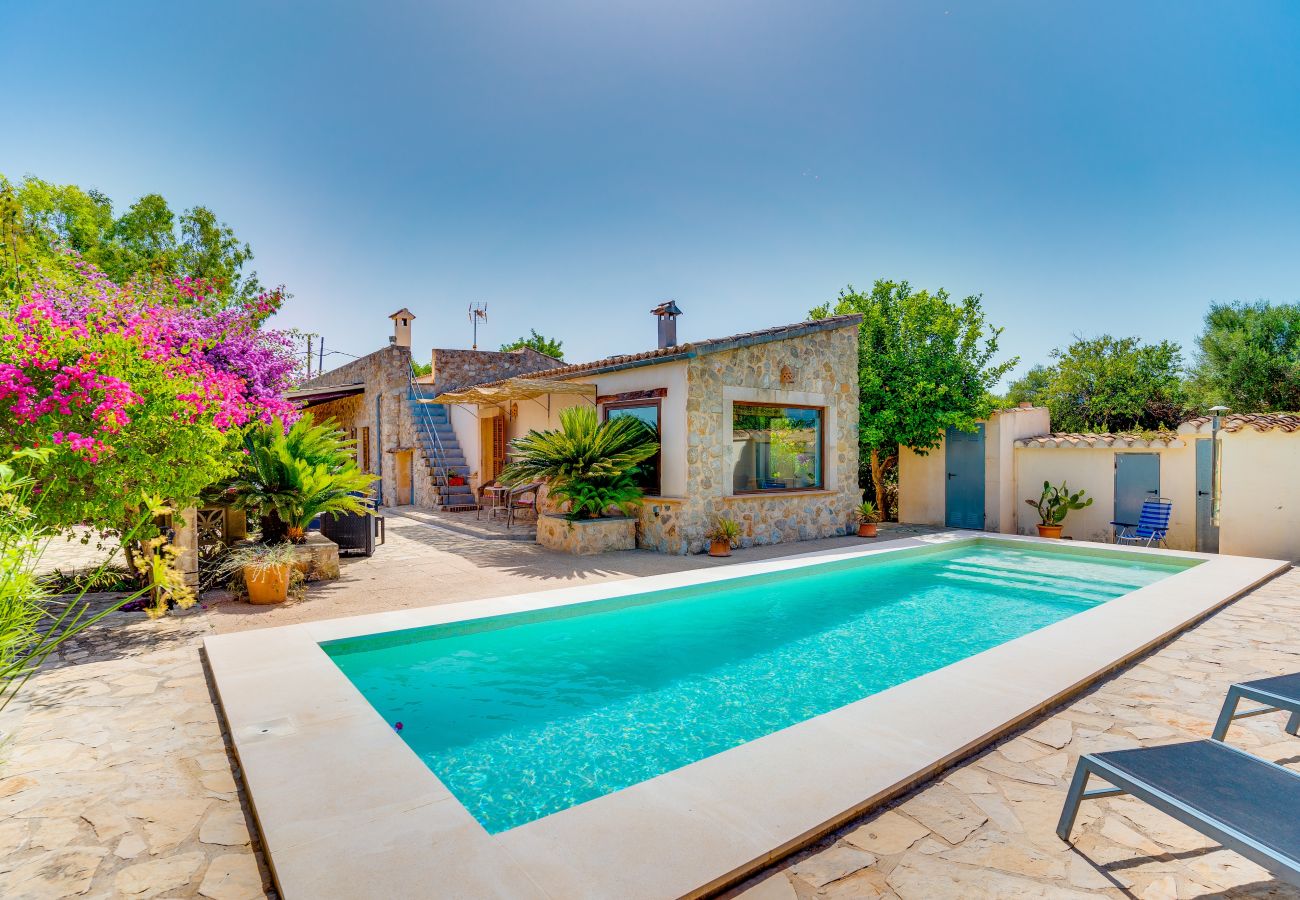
left=730, top=401, right=826, bottom=494
left=601, top=397, right=663, bottom=498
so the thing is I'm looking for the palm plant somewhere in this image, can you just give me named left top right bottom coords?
left=500, top=405, right=658, bottom=521
left=225, top=414, right=377, bottom=542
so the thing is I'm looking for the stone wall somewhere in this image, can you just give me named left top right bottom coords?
left=421, top=347, right=560, bottom=392
left=633, top=323, right=861, bottom=554
left=298, top=346, right=436, bottom=507
left=537, top=514, right=636, bottom=554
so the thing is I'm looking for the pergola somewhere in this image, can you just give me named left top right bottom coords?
left=420, top=377, right=596, bottom=415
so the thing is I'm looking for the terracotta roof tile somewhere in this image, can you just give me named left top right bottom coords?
left=1015, top=431, right=1181, bottom=448
left=1181, top=412, right=1300, bottom=434
left=471, top=314, right=862, bottom=386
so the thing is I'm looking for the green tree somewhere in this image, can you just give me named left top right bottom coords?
left=1035, top=335, right=1188, bottom=433
left=1190, top=301, right=1300, bottom=411
left=811, top=280, right=1016, bottom=515
left=500, top=328, right=564, bottom=360
left=1004, top=364, right=1053, bottom=407
left=0, top=174, right=262, bottom=301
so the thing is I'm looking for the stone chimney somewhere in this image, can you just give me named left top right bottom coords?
left=651, top=300, right=683, bottom=349
left=388, top=308, right=415, bottom=349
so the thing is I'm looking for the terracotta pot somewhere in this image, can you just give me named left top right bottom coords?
left=708, top=539, right=732, bottom=557
left=245, top=563, right=291, bottom=604
left=858, top=522, right=878, bottom=538
left=447, top=476, right=465, bottom=486
left=1036, top=524, right=1064, bottom=539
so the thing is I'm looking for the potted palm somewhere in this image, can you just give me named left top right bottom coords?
left=706, top=517, right=742, bottom=557
left=223, top=543, right=298, bottom=604
left=1025, top=481, right=1093, bottom=538
left=501, top=406, right=658, bottom=554
left=225, top=414, right=378, bottom=543
left=857, top=501, right=880, bottom=538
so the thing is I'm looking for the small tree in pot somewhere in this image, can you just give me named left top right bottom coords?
left=1025, top=481, right=1092, bottom=538
left=857, top=501, right=880, bottom=538
left=706, top=516, right=742, bottom=557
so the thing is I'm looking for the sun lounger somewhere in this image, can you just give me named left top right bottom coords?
left=1057, top=740, right=1300, bottom=886
left=1212, top=672, right=1300, bottom=741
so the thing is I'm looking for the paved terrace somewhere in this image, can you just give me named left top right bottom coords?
left=1, top=513, right=1298, bottom=899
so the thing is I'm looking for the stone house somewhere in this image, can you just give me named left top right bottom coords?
left=289, top=309, right=558, bottom=508
left=899, top=407, right=1300, bottom=562
left=427, top=306, right=864, bottom=554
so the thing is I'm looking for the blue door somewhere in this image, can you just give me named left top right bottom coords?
left=945, top=425, right=985, bottom=529
left=1114, top=453, right=1160, bottom=529
left=1195, top=439, right=1219, bottom=552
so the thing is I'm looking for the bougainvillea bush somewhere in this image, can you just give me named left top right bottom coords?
left=0, top=255, right=300, bottom=567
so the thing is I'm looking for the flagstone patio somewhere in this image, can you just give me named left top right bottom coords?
left=2, top=515, right=1298, bottom=899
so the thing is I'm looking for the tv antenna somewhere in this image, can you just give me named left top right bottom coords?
left=468, top=302, right=488, bottom=349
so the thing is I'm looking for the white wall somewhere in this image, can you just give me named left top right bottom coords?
left=1219, top=429, right=1300, bottom=561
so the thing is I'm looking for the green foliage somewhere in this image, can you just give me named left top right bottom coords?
left=1021, top=335, right=1188, bottom=433
left=705, top=516, right=743, bottom=546
left=1190, top=301, right=1300, bottom=412
left=501, top=405, right=658, bottom=520
left=1, top=451, right=150, bottom=711
left=224, top=414, right=377, bottom=541
left=1004, top=364, right=1053, bottom=407
left=1025, top=480, right=1093, bottom=526
left=857, top=500, right=879, bottom=523
left=1, top=174, right=262, bottom=301
left=500, top=329, right=564, bottom=360
left=811, top=279, right=1016, bottom=513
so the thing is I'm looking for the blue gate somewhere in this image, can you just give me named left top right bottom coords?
left=1195, top=439, right=1219, bottom=552
left=1114, top=453, right=1160, bottom=530
left=944, top=424, right=985, bottom=529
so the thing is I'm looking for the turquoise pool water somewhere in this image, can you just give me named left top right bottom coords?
left=323, top=540, right=1196, bottom=833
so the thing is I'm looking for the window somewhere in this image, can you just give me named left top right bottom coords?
left=730, top=403, right=823, bottom=493
left=603, top=400, right=661, bottom=496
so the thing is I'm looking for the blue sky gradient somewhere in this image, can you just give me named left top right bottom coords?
left=4, top=1, right=1298, bottom=383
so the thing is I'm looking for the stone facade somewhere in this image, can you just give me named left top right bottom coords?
left=298, top=345, right=438, bottom=507
left=635, top=323, right=861, bottom=554
left=419, top=347, right=560, bottom=392
left=536, top=514, right=637, bottom=554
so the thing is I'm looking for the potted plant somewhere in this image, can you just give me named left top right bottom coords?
left=223, top=543, right=298, bottom=604
left=1025, top=481, right=1093, bottom=538
left=857, top=501, right=880, bottom=538
left=224, top=414, right=378, bottom=543
left=446, top=473, right=466, bottom=487
left=500, top=406, right=658, bottom=521
left=706, top=516, right=742, bottom=557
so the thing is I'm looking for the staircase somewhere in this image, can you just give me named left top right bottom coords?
left=408, top=381, right=477, bottom=511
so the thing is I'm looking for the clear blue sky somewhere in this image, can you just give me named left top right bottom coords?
left=4, top=1, right=1298, bottom=385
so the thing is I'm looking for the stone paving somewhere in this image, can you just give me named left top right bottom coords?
left=730, top=569, right=1300, bottom=900
left=2, top=515, right=1298, bottom=898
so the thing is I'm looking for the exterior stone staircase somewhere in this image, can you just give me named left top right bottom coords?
left=408, top=383, right=477, bottom=510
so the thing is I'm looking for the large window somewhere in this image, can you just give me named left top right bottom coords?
left=730, top=403, right=823, bottom=493
left=603, top=400, right=661, bottom=496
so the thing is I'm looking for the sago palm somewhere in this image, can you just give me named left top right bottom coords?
left=501, top=405, right=658, bottom=520
left=225, top=414, right=377, bottom=541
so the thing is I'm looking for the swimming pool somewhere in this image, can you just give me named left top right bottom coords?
left=323, top=539, right=1197, bottom=833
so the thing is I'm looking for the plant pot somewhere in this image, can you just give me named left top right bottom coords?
left=447, top=476, right=465, bottom=486
left=858, top=522, right=878, bottom=538
left=1036, top=524, right=1064, bottom=539
left=708, top=539, right=732, bottom=557
left=245, top=563, right=291, bottom=604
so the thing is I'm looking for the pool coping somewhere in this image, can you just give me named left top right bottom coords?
left=203, top=532, right=1290, bottom=899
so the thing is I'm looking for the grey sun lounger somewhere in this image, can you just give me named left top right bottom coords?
left=1057, top=740, right=1300, bottom=886
left=1212, top=672, right=1300, bottom=741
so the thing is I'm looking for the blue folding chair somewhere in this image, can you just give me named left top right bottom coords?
left=1111, top=497, right=1172, bottom=547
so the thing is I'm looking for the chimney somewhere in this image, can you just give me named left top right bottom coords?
left=651, top=300, right=683, bottom=349
left=388, top=308, right=415, bottom=349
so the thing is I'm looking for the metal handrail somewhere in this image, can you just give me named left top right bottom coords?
left=408, top=365, right=451, bottom=490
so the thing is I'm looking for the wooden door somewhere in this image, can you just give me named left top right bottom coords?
left=395, top=450, right=413, bottom=506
